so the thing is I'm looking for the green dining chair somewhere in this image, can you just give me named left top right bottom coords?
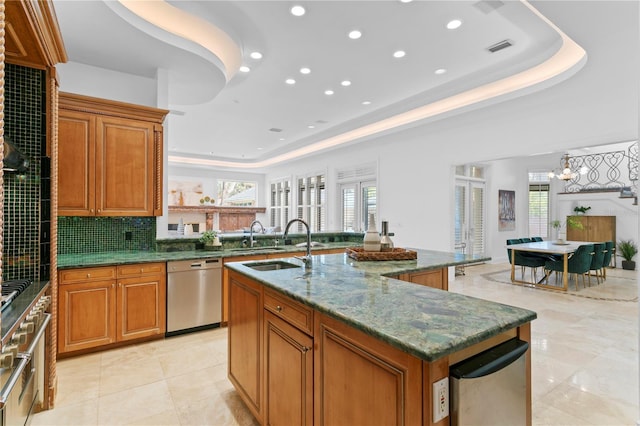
left=507, top=239, right=546, bottom=282
left=588, top=243, right=606, bottom=285
left=601, top=241, right=614, bottom=279
left=544, top=244, right=594, bottom=290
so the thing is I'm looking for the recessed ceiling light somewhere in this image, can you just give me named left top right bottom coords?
left=447, top=19, right=462, bottom=30
left=348, top=30, right=362, bottom=40
left=362, top=101, right=371, bottom=105
left=290, top=5, right=305, bottom=16
left=393, top=50, right=406, bottom=58
left=239, top=66, right=250, bottom=73
left=308, top=125, right=315, bottom=129
left=300, top=67, right=311, bottom=74
left=341, top=80, right=351, bottom=87
left=285, top=78, right=296, bottom=85
left=250, top=51, right=263, bottom=60
left=279, top=138, right=285, bottom=141
left=324, top=90, right=334, bottom=95
left=257, top=147, right=263, bottom=150
left=399, top=0, right=413, bottom=3
left=435, top=68, right=447, bottom=75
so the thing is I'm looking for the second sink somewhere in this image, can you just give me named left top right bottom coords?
left=244, top=261, right=301, bottom=271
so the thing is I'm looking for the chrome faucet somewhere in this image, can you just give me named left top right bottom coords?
left=284, top=218, right=312, bottom=268
left=249, top=220, right=265, bottom=248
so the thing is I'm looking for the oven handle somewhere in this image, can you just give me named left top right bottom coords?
left=0, top=313, right=51, bottom=408
left=25, top=313, right=51, bottom=356
left=0, top=355, right=29, bottom=408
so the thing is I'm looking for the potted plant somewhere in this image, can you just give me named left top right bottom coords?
left=550, top=218, right=584, bottom=243
left=200, top=230, right=221, bottom=250
left=573, top=206, right=591, bottom=215
left=617, top=239, right=637, bottom=270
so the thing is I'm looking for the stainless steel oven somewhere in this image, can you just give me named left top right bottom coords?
left=0, top=293, right=51, bottom=426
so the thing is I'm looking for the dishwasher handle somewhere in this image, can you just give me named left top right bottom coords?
left=450, top=338, right=529, bottom=379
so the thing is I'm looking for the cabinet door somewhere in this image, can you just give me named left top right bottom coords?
left=228, top=271, right=264, bottom=423
left=222, top=255, right=267, bottom=325
left=588, top=216, right=616, bottom=242
left=315, top=313, right=422, bottom=426
left=264, top=311, right=313, bottom=426
left=117, top=273, right=166, bottom=341
left=58, top=280, right=116, bottom=353
left=96, top=116, right=155, bottom=216
left=400, top=268, right=448, bottom=291
left=58, top=110, right=96, bottom=216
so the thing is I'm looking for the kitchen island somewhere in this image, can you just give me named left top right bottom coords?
left=225, top=254, right=536, bottom=426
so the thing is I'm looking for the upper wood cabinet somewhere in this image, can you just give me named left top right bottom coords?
left=58, top=93, right=168, bottom=216
left=5, top=0, right=67, bottom=69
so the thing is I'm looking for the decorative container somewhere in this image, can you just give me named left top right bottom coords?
left=363, top=213, right=381, bottom=252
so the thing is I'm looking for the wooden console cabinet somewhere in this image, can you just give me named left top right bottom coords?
left=58, top=93, right=168, bottom=216
left=58, top=263, right=166, bottom=354
left=567, top=215, right=616, bottom=266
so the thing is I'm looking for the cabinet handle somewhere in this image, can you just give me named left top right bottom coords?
left=90, top=209, right=94, bottom=213
left=97, top=209, right=101, bottom=213
left=118, top=283, right=122, bottom=287
left=87, top=273, right=91, bottom=278
left=301, top=346, right=310, bottom=353
left=111, top=284, right=115, bottom=289
left=276, top=305, right=282, bottom=312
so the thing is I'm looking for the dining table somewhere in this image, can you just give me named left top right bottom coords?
left=508, top=240, right=593, bottom=291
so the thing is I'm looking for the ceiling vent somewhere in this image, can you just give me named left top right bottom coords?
left=474, top=0, right=505, bottom=14
left=487, top=39, right=513, bottom=53
left=269, top=128, right=283, bottom=132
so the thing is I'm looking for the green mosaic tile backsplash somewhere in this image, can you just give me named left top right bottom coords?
left=4, top=63, right=46, bottom=282
left=58, top=217, right=156, bottom=254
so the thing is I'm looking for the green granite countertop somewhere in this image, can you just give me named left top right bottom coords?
left=57, top=242, right=357, bottom=269
left=226, top=252, right=536, bottom=362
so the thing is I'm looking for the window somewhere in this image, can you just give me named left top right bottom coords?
left=296, top=174, right=326, bottom=232
left=340, top=181, right=376, bottom=231
left=216, top=181, right=256, bottom=206
left=337, top=163, right=377, bottom=232
left=528, top=172, right=550, bottom=238
left=269, top=179, right=291, bottom=230
left=453, top=164, right=486, bottom=256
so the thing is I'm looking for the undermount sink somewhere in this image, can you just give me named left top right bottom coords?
left=244, top=261, right=301, bottom=271
left=230, top=246, right=286, bottom=252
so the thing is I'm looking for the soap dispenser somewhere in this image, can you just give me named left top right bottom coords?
left=380, top=221, right=394, bottom=252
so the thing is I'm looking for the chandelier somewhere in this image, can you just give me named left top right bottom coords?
left=548, top=153, right=587, bottom=181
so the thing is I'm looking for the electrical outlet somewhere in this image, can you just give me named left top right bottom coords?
left=125, top=231, right=132, bottom=241
left=432, top=377, right=449, bottom=423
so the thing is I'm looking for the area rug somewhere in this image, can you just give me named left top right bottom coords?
left=482, top=269, right=638, bottom=302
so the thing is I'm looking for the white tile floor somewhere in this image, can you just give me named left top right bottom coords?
left=32, top=262, right=639, bottom=425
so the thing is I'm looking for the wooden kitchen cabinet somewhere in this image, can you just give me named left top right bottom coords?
left=116, top=263, right=166, bottom=341
left=58, top=93, right=168, bottom=216
left=58, top=267, right=117, bottom=353
left=397, top=267, right=448, bottom=291
left=222, top=254, right=268, bottom=325
left=264, top=311, right=313, bottom=426
left=314, top=312, right=423, bottom=426
left=58, top=263, right=166, bottom=355
left=228, top=271, right=264, bottom=423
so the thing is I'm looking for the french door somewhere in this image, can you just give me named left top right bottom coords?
left=454, top=179, right=486, bottom=256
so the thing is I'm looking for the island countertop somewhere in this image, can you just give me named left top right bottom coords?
left=225, top=253, right=536, bottom=362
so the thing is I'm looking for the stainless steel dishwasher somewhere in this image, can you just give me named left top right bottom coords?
left=450, top=338, right=529, bottom=425
left=167, top=258, right=222, bottom=335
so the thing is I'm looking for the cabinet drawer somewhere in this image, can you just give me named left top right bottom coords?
left=264, top=289, right=313, bottom=336
left=117, top=262, right=166, bottom=277
left=59, top=266, right=116, bottom=284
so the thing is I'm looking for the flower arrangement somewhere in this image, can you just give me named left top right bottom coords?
left=573, top=206, right=591, bottom=215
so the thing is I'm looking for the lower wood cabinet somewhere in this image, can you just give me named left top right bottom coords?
left=58, top=263, right=166, bottom=354
left=264, top=311, right=313, bottom=426
left=227, top=270, right=430, bottom=426
left=397, top=267, right=448, bottom=291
